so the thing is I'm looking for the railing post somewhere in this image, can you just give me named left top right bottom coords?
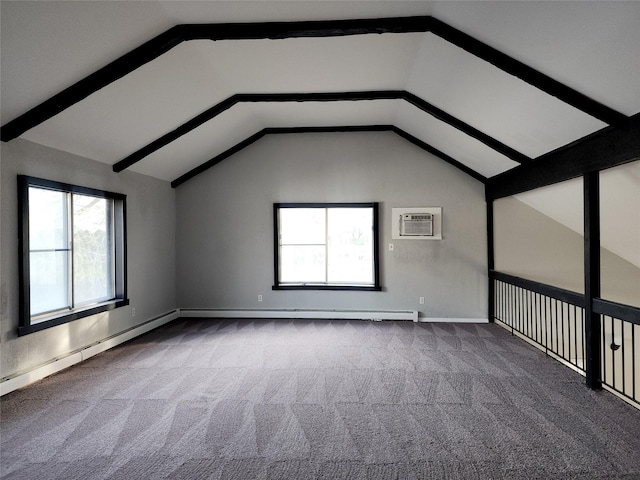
left=487, top=199, right=495, bottom=323
left=584, top=171, right=602, bottom=389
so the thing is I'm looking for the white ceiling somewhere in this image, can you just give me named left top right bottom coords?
left=2, top=1, right=639, bottom=184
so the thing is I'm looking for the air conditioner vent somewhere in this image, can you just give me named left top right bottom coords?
left=400, top=213, right=433, bottom=236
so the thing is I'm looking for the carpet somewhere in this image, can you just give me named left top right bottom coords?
left=2, top=318, right=640, bottom=479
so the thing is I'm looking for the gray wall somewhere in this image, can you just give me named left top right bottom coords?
left=494, top=195, right=585, bottom=293
left=494, top=196, right=640, bottom=307
left=1, top=139, right=176, bottom=379
left=176, top=132, right=488, bottom=319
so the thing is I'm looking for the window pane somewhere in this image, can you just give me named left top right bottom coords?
left=280, top=245, right=326, bottom=283
left=327, top=208, right=374, bottom=284
left=279, top=208, right=325, bottom=245
left=30, top=251, right=69, bottom=317
left=29, top=187, right=68, bottom=250
left=73, top=194, right=113, bottom=305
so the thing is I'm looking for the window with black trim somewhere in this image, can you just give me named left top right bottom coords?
left=273, top=203, right=380, bottom=291
left=18, top=176, right=128, bottom=335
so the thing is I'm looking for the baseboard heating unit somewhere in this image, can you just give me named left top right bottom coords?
left=179, top=308, right=419, bottom=322
left=0, top=309, right=179, bottom=396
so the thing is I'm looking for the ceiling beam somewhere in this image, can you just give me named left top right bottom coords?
left=401, top=92, right=531, bottom=164
left=0, top=26, right=185, bottom=142
left=182, top=16, right=434, bottom=40
left=428, top=18, right=627, bottom=127
left=170, top=125, right=487, bottom=188
left=391, top=126, right=488, bottom=183
left=113, top=91, right=530, bottom=173
left=1, top=16, right=625, bottom=143
left=486, top=113, right=640, bottom=200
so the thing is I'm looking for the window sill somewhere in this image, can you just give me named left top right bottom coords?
left=19, top=298, right=130, bottom=336
left=272, top=285, right=382, bottom=291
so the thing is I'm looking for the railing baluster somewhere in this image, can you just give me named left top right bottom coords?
left=632, top=323, right=636, bottom=401
left=553, top=298, right=560, bottom=353
left=611, top=315, right=616, bottom=391
left=560, top=303, right=567, bottom=360
left=602, top=315, right=608, bottom=388
left=490, top=271, right=639, bottom=408
left=572, top=305, right=578, bottom=366
left=621, top=320, right=627, bottom=397
left=545, top=295, right=550, bottom=355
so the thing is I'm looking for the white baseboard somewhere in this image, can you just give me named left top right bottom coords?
left=0, top=309, right=179, bottom=396
left=180, top=308, right=419, bottom=322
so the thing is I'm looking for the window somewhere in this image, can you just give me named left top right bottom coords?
left=18, top=176, right=128, bottom=335
left=273, top=203, right=380, bottom=290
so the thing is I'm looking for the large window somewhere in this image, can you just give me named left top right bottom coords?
left=273, top=203, right=380, bottom=290
left=18, top=176, right=128, bottom=334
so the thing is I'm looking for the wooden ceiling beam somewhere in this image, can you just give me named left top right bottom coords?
left=486, top=113, right=640, bottom=200
left=170, top=125, right=487, bottom=188
left=113, top=91, right=530, bottom=173
left=2, top=16, right=625, bottom=146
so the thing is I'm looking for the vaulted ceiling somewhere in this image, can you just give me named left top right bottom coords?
left=2, top=1, right=639, bottom=188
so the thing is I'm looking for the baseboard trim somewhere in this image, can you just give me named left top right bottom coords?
left=180, top=308, right=419, bottom=322
left=0, top=309, right=179, bottom=396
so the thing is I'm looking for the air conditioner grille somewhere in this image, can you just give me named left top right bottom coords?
left=400, top=213, right=433, bottom=236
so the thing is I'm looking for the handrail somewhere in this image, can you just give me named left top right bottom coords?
left=490, top=271, right=585, bottom=307
left=593, top=298, right=640, bottom=326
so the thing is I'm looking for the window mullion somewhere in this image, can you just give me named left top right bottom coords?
left=324, top=208, right=329, bottom=284
left=109, top=200, right=116, bottom=296
left=68, top=192, right=75, bottom=310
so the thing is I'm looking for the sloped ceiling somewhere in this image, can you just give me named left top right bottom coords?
left=513, top=161, right=640, bottom=269
left=1, top=1, right=639, bottom=187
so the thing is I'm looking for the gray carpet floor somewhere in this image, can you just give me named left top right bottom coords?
left=2, top=318, right=640, bottom=479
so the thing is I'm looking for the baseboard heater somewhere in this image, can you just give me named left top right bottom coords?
left=180, top=308, right=419, bottom=322
left=0, top=309, right=179, bottom=396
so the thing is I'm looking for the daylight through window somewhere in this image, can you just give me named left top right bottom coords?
left=18, top=176, right=128, bottom=334
left=273, top=203, right=380, bottom=291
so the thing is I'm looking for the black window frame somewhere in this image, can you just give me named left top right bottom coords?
left=18, top=175, right=129, bottom=335
left=272, top=202, right=381, bottom=291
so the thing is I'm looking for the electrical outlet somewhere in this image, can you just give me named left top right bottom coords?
left=419, top=297, right=425, bottom=305
left=389, top=243, right=394, bottom=251
left=258, top=295, right=263, bottom=302
left=132, top=307, right=136, bottom=317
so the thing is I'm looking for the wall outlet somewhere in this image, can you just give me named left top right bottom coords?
left=389, top=243, right=394, bottom=251
left=132, top=307, right=136, bottom=317
left=257, top=295, right=263, bottom=302
left=419, top=297, right=425, bottom=305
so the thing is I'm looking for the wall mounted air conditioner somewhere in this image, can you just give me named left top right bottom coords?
left=391, top=207, right=442, bottom=240
left=400, top=213, right=433, bottom=237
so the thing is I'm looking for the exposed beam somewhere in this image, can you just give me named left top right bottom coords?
left=113, top=91, right=529, bottom=173
left=428, top=17, right=627, bottom=126
left=391, top=126, right=488, bottom=183
left=171, top=125, right=486, bottom=188
left=114, top=92, right=404, bottom=172
left=486, top=198, right=495, bottom=324
left=171, top=126, right=393, bottom=188
left=402, top=92, right=531, bottom=164
left=583, top=171, right=602, bottom=389
left=0, top=27, right=185, bottom=142
left=486, top=113, right=640, bottom=200
left=170, top=130, right=267, bottom=188
left=2, top=16, right=625, bottom=142
left=182, top=16, right=434, bottom=40
left=264, top=125, right=393, bottom=135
